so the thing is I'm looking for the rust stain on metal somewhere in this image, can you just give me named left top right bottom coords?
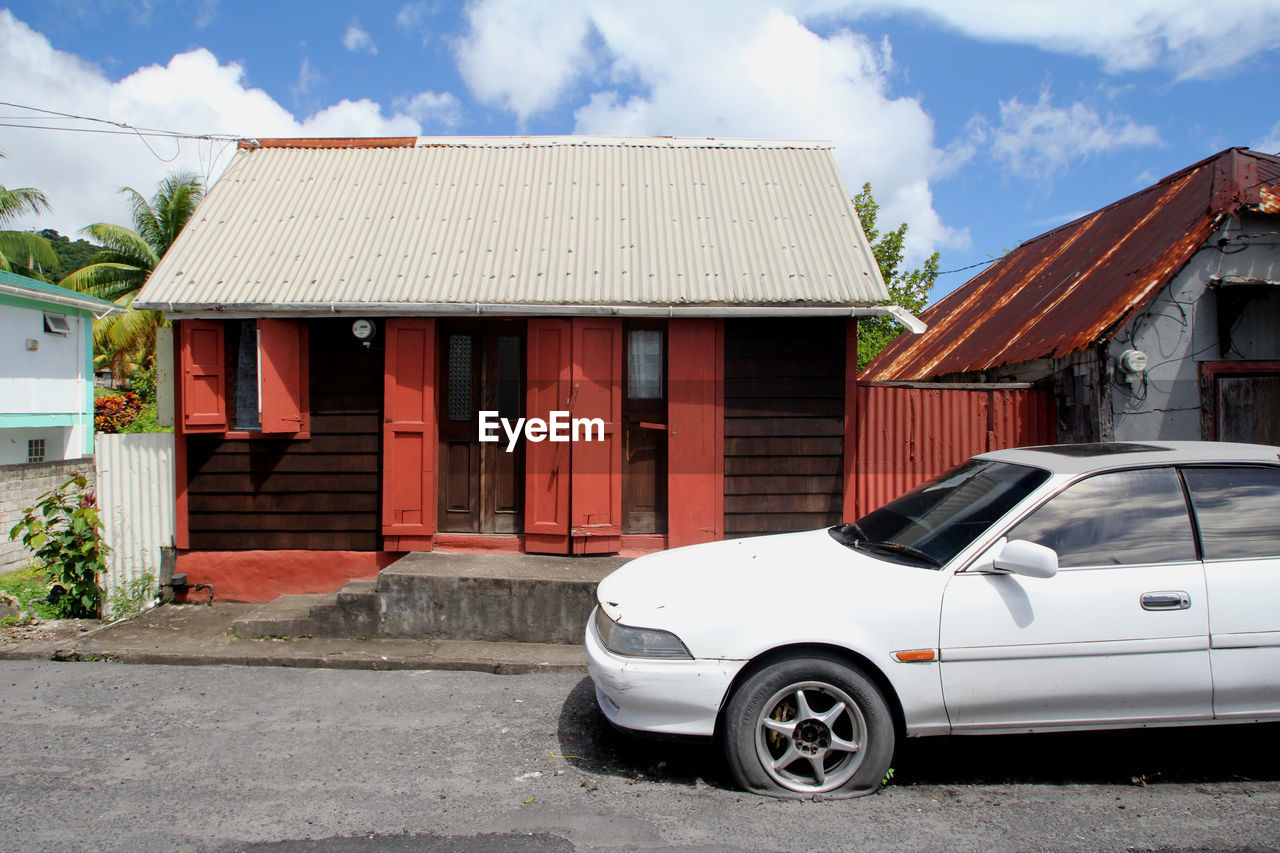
left=865, top=147, right=1280, bottom=381
left=1260, top=186, right=1280, bottom=214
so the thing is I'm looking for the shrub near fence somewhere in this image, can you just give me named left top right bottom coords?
left=0, top=459, right=95, bottom=573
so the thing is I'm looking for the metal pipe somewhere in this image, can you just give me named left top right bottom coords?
left=0, top=282, right=126, bottom=317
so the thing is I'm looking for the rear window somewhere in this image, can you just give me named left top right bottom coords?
left=1182, top=466, right=1280, bottom=561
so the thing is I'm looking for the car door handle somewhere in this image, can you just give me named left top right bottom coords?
left=1140, top=591, right=1191, bottom=611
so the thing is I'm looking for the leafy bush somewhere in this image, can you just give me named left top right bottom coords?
left=116, top=401, right=172, bottom=434
left=7, top=475, right=107, bottom=618
left=106, top=571, right=156, bottom=621
left=95, top=391, right=143, bottom=433
left=129, top=365, right=157, bottom=403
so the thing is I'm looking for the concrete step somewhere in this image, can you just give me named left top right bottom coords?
left=232, top=594, right=330, bottom=638
left=231, top=552, right=629, bottom=644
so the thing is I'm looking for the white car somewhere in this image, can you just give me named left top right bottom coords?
left=586, top=441, right=1280, bottom=798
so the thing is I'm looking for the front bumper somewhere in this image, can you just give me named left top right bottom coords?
left=585, top=607, right=745, bottom=737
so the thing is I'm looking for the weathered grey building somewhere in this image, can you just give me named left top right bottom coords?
left=865, top=147, right=1280, bottom=445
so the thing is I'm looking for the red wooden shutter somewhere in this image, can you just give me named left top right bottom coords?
left=382, top=318, right=437, bottom=551
left=570, top=318, right=623, bottom=555
left=258, top=318, right=310, bottom=435
left=524, top=319, right=573, bottom=554
left=667, top=319, right=724, bottom=547
left=180, top=319, right=226, bottom=433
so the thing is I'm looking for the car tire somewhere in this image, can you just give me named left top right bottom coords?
left=723, top=654, right=895, bottom=798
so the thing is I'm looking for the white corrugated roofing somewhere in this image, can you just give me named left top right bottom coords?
left=136, top=136, right=889, bottom=315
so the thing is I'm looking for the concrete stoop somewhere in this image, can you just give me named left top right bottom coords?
left=231, top=552, right=628, bottom=645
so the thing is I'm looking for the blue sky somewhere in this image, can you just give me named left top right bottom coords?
left=2, top=1, right=1279, bottom=303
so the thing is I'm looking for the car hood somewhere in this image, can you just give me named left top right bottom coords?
left=596, top=528, right=947, bottom=660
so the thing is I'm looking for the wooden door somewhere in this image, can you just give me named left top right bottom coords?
left=438, top=322, right=524, bottom=534
left=622, top=324, right=667, bottom=533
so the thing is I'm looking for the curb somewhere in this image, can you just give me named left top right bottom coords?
left=47, top=647, right=588, bottom=674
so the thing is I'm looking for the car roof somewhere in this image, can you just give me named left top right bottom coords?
left=978, top=441, right=1280, bottom=477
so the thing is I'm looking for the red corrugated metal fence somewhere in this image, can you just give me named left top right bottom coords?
left=852, top=383, right=1056, bottom=517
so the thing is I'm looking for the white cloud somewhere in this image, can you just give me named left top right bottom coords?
left=0, top=10, right=428, bottom=238
left=455, top=0, right=597, bottom=124
left=194, top=0, right=219, bottom=29
left=292, top=55, right=321, bottom=102
left=394, top=91, right=462, bottom=129
left=1256, top=121, right=1280, bottom=156
left=396, top=2, right=434, bottom=42
left=828, top=0, right=1280, bottom=79
left=343, top=20, right=378, bottom=55
left=979, top=88, right=1161, bottom=181
left=455, top=1, right=963, bottom=263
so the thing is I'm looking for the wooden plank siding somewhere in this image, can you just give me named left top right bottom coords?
left=186, top=319, right=384, bottom=550
left=723, top=318, right=845, bottom=536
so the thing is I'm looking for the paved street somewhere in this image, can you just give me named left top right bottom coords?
left=2, top=660, right=1278, bottom=852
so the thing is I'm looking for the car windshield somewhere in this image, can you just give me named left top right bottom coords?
left=830, top=460, right=1050, bottom=568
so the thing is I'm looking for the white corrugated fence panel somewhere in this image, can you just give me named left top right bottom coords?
left=95, top=433, right=175, bottom=603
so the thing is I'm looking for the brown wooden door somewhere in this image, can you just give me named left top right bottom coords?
left=438, top=322, right=524, bottom=533
left=622, top=324, right=667, bottom=533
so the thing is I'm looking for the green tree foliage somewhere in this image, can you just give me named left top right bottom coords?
left=62, top=172, right=205, bottom=381
left=0, top=152, right=58, bottom=278
left=853, top=183, right=939, bottom=370
left=39, top=229, right=104, bottom=282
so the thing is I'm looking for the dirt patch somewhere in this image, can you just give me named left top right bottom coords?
left=0, top=617, right=101, bottom=655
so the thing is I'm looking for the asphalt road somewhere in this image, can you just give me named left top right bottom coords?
left=2, top=660, right=1278, bottom=852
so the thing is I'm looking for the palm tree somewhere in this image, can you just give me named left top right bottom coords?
left=63, top=173, right=204, bottom=378
left=0, top=152, right=58, bottom=276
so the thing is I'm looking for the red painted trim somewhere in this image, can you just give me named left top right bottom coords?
left=173, top=322, right=190, bottom=550
left=843, top=318, right=859, bottom=522
left=434, top=533, right=524, bottom=553
left=619, top=534, right=667, bottom=557
left=174, top=550, right=401, bottom=602
left=240, top=137, right=418, bottom=150
left=384, top=535, right=435, bottom=552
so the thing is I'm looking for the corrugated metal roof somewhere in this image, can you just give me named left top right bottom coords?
left=0, top=268, right=124, bottom=314
left=136, top=136, right=889, bottom=314
left=864, top=147, right=1280, bottom=381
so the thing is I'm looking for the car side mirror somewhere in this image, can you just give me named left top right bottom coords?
left=993, top=539, right=1058, bottom=579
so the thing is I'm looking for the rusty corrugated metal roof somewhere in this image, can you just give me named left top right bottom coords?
left=135, top=135, right=890, bottom=315
left=864, top=147, right=1280, bottom=381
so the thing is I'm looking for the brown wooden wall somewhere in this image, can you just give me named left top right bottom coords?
left=723, top=318, right=845, bottom=536
left=186, top=319, right=384, bottom=550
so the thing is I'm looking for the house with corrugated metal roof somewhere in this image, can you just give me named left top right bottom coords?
left=865, top=147, right=1280, bottom=446
left=0, top=270, right=123, bottom=572
left=135, top=135, right=934, bottom=601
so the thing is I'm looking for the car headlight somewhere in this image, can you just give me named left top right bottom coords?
left=594, top=607, right=692, bottom=659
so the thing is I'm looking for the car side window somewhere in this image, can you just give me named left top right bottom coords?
left=1182, top=466, right=1280, bottom=561
left=1005, top=467, right=1196, bottom=568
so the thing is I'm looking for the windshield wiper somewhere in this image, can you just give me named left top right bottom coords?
left=828, top=523, right=868, bottom=548
left=853, top=540, right=941, bottom=567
